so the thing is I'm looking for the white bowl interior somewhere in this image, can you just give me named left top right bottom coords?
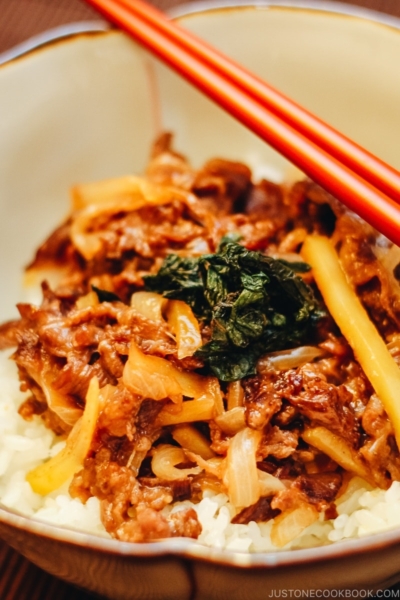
left=0, top=33, right=157, bottom=320
left=158, top=4, right=400, bottom=171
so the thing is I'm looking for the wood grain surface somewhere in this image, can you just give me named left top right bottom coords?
left=0, top=0, right=400, bottom=598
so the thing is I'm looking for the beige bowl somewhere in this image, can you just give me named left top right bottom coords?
left=1, top=2, right=400, bottom=599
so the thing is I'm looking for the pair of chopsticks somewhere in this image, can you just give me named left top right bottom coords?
left=86, top=0, right=400, bottom=245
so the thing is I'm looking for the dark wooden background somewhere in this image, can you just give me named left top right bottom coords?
left=1, top=0, right=400, bottom=598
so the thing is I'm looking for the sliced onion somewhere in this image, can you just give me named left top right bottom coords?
left=72, top=175, right=176, bottom=209
left=206, top=376, right=225, bottom=415
left=215, top=407, right=246, bottom=436
left=131, top=291, right=167, bottom=323
left=71, top=197, right=143, bottom=260
left=172, top=424, right=215, bottom=460
left=123, top=341, right=222, bottom=406
left=257, top=470, right=286, bottom=496
left=75, top=290, right=99, bottom=310
left=156, top=397, right=215, bottom=426
left=166, top=299, right=202, bottom=359
left=257, top=346, right=326, bottom=373
left=123, top=341, right=183, bottom=402
left=151, top=444, right=201, bottom=480
left=225, top=427, right=262, bottom=509
left=302, top=426, right=372, bottom=484
left=185, top=453, right=224, bottom=479
left=27, top=377, right=100, bottom=495
left=226, top=380, right=244, bottom=410
left=270, top=504, right=319, bottom=548
left=39, top=372, right=82, bottom=427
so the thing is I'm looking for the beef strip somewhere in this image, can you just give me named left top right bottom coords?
left=281, top=366, right=361, bottom=447
left=231, top=496, right=280, bottom=525
left=271, top=472, right=342, bottom=514
left=243, top=374, right=283, bottom=430
left=359, top=394, right=400, bottom=487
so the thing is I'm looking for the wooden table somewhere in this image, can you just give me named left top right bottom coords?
left=0, top=0, right=400, bottom=598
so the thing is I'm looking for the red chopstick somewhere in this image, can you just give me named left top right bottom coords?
left=112, top=0, right=400, bottom=204
left=85, top=0, right=400, bottom=246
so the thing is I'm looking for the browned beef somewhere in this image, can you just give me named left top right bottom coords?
left=359, top=394, right=400, bottom=487
left=10, top=285, right=177, bottom=426
left=138, top=477, right=193, bottom=502
left=334, top=214, right=400, bottom=338
left=258, top=426, right=299, bottom=460
left=244, top=179, right=285, bottom=220
left=231, top=496, right=280, bottom=525
left=192, top=158, right=252, bottom=215
left=296, top=473, right=343, bottom=505
left=271, top=472, right=342, bottom=514
left=281, top=366, right=361, bottom=447
left=243, top=375, right=282, bottom=430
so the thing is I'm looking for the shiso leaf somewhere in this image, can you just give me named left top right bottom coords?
left=144, top=240, right=325, bottom=381
left=91, top=285, right=121, bottom=303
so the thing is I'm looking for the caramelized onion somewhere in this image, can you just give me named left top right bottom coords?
left=156, top=397, right=215, bottom=426
left=123, top=341, right=183, bottom=403
left=130, top=291, right=167, bottom=323
left=226, top=380, right=244, bottom=410
left=172, top=424, right=215, bottom=460
left=123, top=341, right=222, bottom=405
left=271, top=504, right=319, bottom=548
left=257, top=346, right=326, bottom=373
left=215, top=407, right=246, bottom=436
left=225, top=427, right=262, bottom=509
left=151, top=444, right=201, bottom=480
left=166, top=299, right=202, bottom=359
left=257, top=470, right=286, bottom=496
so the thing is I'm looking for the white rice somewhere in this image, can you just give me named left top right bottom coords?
left=1, top=348, right=400, bottom=550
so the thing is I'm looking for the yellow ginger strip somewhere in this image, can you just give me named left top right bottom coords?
left=27, top=377, right=100, bottom=495
left=156, top=397, right=215, bottom=426
left=302, top=235, right=400, bottom=449
left=172, top=424, right=215, bottom=460
left=302, top=426, right=372, bottom=484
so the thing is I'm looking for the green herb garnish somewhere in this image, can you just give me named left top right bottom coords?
left=91, top=285, right=121, bottom=303
left=144, top=240, right=325, bottom=381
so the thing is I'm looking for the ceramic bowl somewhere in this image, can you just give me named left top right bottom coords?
left=1, top=2, right=400, bottom=599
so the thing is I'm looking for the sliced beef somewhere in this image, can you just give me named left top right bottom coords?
left=243, top=375, right=282, bottom=430
left=231, top=496, right=280, bottom=525
left=281, top=366, right=361, bottom=447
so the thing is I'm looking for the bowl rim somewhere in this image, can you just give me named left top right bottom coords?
left=1, top=0, right=400, bottom=570
left=0, top=20, right=110, bottom=66
left=170, top=0, right=400, bottom=31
